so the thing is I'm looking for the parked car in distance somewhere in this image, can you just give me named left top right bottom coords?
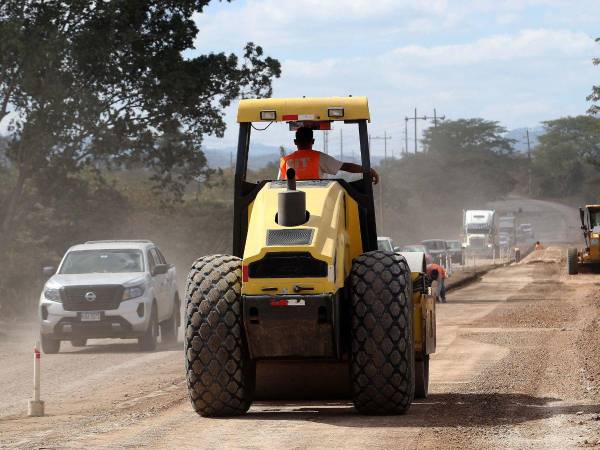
left=377, top=236, right=399, bottom=252
left=518, top=223, right=535, bottom=240
left=498, top=233, right=511, bottom=248
left=422, top=239, right=449, bottom=266
left=445, top=240, right=464, bottom=264
left=400, top=244, right=433, bottom=264
left=39, top=240, right=180, bottom=354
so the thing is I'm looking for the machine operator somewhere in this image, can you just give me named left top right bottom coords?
left=279, top=127, right=379, bottom=184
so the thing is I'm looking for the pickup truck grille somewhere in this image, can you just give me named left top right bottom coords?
left=62, top=285, right=124, bottom=311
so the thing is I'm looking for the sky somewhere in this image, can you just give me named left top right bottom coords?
left=191, top=0, right=600, bottom=157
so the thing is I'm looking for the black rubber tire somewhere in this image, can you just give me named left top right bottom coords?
left=185, top=255, right=254, bottom=417
left=138, top=303, right=158, bottom=351
left=567, top=248, right=579, bottom=275
left=350, top=250, right=415, bottom=415
left=41, top=335, right=60, bottom=354
left=71, top=337, right=87, bottom=347
left=160, top=296, right=179, bottom=345
left=414, top=355, right=430, bottom=399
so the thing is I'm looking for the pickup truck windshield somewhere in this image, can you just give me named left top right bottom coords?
left=60, top=250, right=144, bottom=274
left=377, top=240, right=393, bottom=252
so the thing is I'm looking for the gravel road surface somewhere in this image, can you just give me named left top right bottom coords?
left=1, top=198, right=599, bottom=449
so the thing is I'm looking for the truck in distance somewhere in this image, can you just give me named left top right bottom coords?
left=463, top=209, right=496, bottom=258
left=39, top=240, right=180, bottom=353
left=498, top=215, right=517, bottom=247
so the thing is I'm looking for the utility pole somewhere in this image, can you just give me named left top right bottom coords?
left=433, top=108, right=446, bottom=127
left=404, top=108, right=445, bottom=153
left=371, top=132, right=392, bottom=160
left=404, top=118, right=409, bottom=155
left=526, top=128, right=532, bottom=197
left=404, top=108, right=428, bottom=153
left=323, top=130, right=329, bottom=154
left=414, top=108, right=418, bottom=153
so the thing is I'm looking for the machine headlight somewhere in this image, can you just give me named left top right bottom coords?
left=44, top=288, right=62, bottom=302
left=123, top=285, right=145, bottom=301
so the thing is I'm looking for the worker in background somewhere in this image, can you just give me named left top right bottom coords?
left=427, top=262, right=447, bottom=303
left=279, top=127, right=379, bottom=183
left=535, top=241, right=544, bottom=250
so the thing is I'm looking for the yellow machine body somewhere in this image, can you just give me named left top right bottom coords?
left=242, top=181, right=362, bottom=296
left=579, top=205, right=600, bottom=264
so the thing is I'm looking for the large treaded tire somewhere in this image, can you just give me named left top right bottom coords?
left=185, top=255, right=254, bottom=417
left=350, top=251, right=415, bottom=415
left=567, top=248, right=579, bottom=275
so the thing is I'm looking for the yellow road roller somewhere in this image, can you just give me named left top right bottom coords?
left=568, top=205, right=600, bottom=274
left=184, top=97, right=436, bottom=416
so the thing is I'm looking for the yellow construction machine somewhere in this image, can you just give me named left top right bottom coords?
left=184, top=96, right=436, bottom=416
left=568, top=205, right=600, bottom=274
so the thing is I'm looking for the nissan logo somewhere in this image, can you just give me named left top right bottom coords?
left=84, top=291, right=97, bottom=302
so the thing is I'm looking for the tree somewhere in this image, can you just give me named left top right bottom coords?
left=0, top=1, right=281, bottom=251
left=421, top=118, right=514, bottom=156
left=588, top=37, right=600, bottom=116
left=532, top=116, right=600, bottom=197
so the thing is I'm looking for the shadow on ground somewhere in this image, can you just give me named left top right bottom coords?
left=239, top=393, right=600, bottom=428
left=59, top=340, right=182, bottom=354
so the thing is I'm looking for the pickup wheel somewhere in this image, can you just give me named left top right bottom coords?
left=139, top=303, right=158, bottom=351
left=160, top=295, right=179, bottom=345
left=71, top=337, right=87, bottom=347
left=350, top=251, right=415, bottom=415
left=185, top=254, right=254, bottom=417
left=41, top=335, right=61, bottom=354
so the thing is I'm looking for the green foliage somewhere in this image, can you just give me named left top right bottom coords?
left=0, top=1, right=280, bottom=315
left=587, top=37, right=600, bottom=116
left=422, top=118, right=515, bottom=156
left=531, top=116, right=600, bottom=198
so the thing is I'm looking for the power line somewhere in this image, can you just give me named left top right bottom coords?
left=370, top=131, right=393, bottom=160
left=404, top=108, right=446, bottom=153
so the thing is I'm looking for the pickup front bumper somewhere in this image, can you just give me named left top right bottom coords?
left=40, top=294, right=153, bottom=339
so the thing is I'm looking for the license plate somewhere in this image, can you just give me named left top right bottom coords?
left=80, top=311, right=101, bottom=321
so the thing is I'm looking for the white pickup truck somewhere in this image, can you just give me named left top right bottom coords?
left=39, top=240, right=180, bottom=353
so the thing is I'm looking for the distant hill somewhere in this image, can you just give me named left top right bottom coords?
left=204, top=143, right=384, bottom=169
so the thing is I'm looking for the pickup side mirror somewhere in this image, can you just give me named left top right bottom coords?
left=393, top=246, right=400, bottom=252
left=151, top=264, right=169, bottom=276
left=42, top=266, right=56, bottom=277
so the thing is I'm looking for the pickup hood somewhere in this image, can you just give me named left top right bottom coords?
left=47, top=272, right=147, bottom=288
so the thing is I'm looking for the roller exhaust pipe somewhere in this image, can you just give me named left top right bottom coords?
left=278, top=168, right=308, bottom=227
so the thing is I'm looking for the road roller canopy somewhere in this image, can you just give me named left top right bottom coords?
left=236, top=96, right=370, bottom=123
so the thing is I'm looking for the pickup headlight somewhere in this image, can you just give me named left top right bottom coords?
left=123, top=285, right=145, bottom=301
left=44, top=288, right=62, bottom=302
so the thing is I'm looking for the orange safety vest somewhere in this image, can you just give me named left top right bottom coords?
left=279, top=149, right=321, bottom=180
